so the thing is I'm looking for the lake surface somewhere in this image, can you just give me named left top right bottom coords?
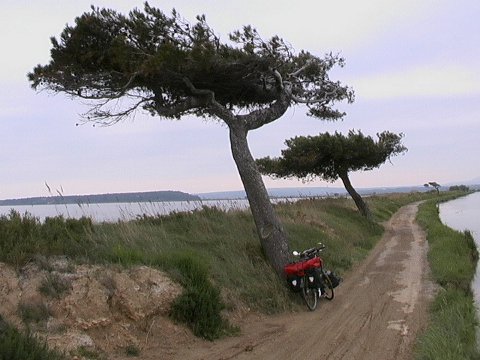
left=439, top=192, right=480, bottom=306
left=0, top=199, right=251, bottom=222
left=0, top=197, right=304, bottom=223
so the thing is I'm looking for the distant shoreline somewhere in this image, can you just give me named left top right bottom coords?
left=0, top=190, right=200, bottom=206
left=2, top=184, right=477, bottom=207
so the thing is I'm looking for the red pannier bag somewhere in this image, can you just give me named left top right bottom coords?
left=284, top=257, right=322, bottom=277
left=284, top=257, right=322, bottom=292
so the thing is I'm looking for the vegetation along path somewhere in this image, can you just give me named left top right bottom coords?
left=178, top=202, right=436, bottom=360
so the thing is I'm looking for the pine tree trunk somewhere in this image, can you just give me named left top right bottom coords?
left=228, top=122, right=290, bottom=276
left=339, top=172, right=372, bottom=219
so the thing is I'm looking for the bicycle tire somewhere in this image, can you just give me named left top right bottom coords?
left=321, top=271, right=334, bottom=300
left=301, top=275, right=318, bottom=311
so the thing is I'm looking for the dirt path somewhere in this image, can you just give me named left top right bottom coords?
left=176, top=202, right=437, bottom=360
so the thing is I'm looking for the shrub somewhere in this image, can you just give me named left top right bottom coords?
left=125, top=344, right=140, bottom=357
left=0, top=212, right=93, bottom=266
left=157, top=251, right=233, bottom=340
left=18, top=300, right=51, bottom=324
left=0, top=315, right=65, bottom=360
left=39, top=273, right=72, bottom=299
left=0, top=210, right=41, bottom=265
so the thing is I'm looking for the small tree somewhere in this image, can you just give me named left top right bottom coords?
left=256, top=130, right=407, bottom=218
left=428, top=182, right=441, bottom=194
left=28, top=3, right=353, bottom=275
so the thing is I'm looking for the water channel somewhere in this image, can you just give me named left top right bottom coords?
left=439, top=191, right=480, bottom=308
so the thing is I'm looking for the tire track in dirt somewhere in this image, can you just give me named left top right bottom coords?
left=177, top=202, right=437, bottom=360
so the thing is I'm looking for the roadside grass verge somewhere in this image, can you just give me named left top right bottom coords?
left=415, top=197, right=479, bottom=360
left=0, top=190, right=460, bottom=342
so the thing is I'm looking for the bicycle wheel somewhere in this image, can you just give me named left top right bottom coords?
left=321, top=271, right=334, bottom=300
left=301, top=275, right=318, bottom=311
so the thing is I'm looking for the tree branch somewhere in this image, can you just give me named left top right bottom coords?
left=182, top=77, right=215, bottom=99
left=239, top=89, right=291, bottom=131
left=154, top=96, right=205, bottom=118
left=288, top=60, right=314, bottom=78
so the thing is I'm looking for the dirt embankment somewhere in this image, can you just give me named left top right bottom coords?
left=0, top=260, right=195, bottom=359
left=0, top=203, right=435, bottom=359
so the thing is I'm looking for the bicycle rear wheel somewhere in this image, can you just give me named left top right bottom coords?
left=321, top=271, right=334, bottom=300
left=301, top=276, right=318, bottom=311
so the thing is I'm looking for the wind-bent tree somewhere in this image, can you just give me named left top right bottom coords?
left=427, top=182, right=441, bottom=194
left=256, top=130, right=407, bottom=218
left=28, top=3, right=354, bottom=275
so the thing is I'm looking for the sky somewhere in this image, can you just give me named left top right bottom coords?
left=1, top=0, right=479, bottom=199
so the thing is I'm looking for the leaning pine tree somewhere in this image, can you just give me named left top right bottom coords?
left=256, top=130, right=407, bottom=219
left=28, top=3, right=354, bottom=276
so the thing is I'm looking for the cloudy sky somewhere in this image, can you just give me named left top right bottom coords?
left=1, top=0, right=479, bottom=199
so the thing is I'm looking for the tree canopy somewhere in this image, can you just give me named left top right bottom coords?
left=29, top=3, right=353, bottom=125
left=256, top=130, right=407, bottom=218
left=257, top=130, right=407, bottom=182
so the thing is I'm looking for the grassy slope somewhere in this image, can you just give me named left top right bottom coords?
left=0, top=190, right=476, bottom=351
left=415, top=196, right=479, bottom=360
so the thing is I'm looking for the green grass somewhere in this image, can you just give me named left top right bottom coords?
left=0, top=314, right=65, bottom=360
left=0, top=210, right=93, bottom=266
left=415, top=197, right=479, bottom=360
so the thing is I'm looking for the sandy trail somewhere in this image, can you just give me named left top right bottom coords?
left=176, top=202, right=437, bottom=360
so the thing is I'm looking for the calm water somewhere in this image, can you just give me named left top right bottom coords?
left=439, top=192, right=480, bottom=306
left=0, top=199, right=251, bottom=222
left=0, top=198, right=305, bottom=223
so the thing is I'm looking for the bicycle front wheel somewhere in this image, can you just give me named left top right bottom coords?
left=302, top=276, right=318, bottom=311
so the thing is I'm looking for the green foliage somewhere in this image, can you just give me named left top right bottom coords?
left=125, top=344, right=140, bottom=357
left=28, top=3, right=353, bottom=123
left=18, top=301, right=52, bottom=325
left=0, top=210, right=93, bottom=266
left=0, top=210, right=40, bottom=265
left=416, top=288, right=478, bottom=360
left=70, top=346, right=105, bottom=360
left=38, top=273, right=72, bottom=299
left=414, top=199, right=479, bottom=359
left=448, top=185, right=470, bottom=192
left=275, top=198, right=383, bottom=273
left=417, top=202, right=477, bottom=291
left=0, top=315, right=65, bottom=360
left=154, top=251, right=233, bottom=340
left=256, top=130, right=407, bottom=182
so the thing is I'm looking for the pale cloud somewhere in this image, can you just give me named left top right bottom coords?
left=351, top=63, right=480, bottom=100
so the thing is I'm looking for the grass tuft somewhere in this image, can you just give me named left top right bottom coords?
left=39, top=273, right=72, bottom=299
left=18, top=300, right=52, bottom=325
left=0, top=314, right=65, bottom=360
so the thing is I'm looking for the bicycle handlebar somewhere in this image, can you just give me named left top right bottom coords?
left=295, top=243, right=326, bottom=258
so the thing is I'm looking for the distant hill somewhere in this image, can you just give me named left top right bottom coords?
left=0, top=191, right=201, bottom=206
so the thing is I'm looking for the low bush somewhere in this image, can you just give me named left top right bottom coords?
left=155, top=251, right=234, bottom=340
left=0, top=211, right=93, bottom=266
left=18, top=300, right=51, bottom=325
left=39, top=273, right=72, bottom=299
left=0, top=314, right=65, bottom=360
